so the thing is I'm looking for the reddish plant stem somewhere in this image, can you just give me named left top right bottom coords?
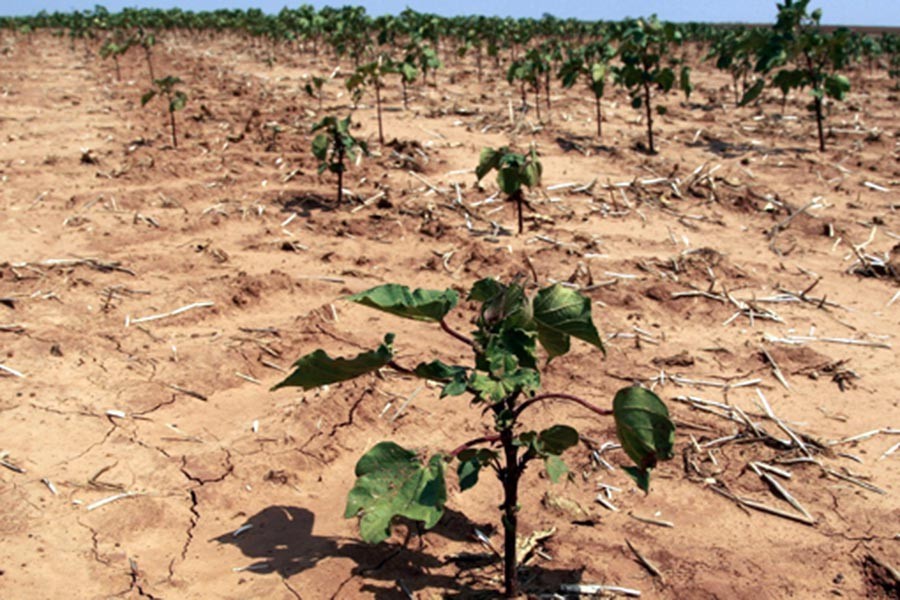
left=448, top=434, right=501, bottom=458
left=514, top=392, right=613, bottom=419
left=440, top=319, right=474, bottom=346
left=387, top=360, right=413, bottom=375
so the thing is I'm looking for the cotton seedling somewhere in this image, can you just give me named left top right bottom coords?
left=476, top=146, right=542, bottom=235
left=141, top=75, right=188, bottom=149
left=743, top=0, right=853, bottom=151
left=273, top=279, right=675, bottom=598
left=311, top=115, right=368, bottom=205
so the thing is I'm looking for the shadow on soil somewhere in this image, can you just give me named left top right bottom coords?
left=215, top=504, right=584, bottom=598
left=279, top=193, right=337, bottom=216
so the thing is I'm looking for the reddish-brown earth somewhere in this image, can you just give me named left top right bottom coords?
left=0, top=32, right=898, bottom=599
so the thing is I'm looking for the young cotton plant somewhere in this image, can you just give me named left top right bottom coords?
left=311, top=115, right=368, bottom=205
left=744, top=0, right=852, bottom=151
left=272, top=280, right=675, bottom=598
left=475, top=146, right=542, bottom=235
left=141, top=76, right=187, bottom=149
left=613, top=16, right=692, bottom=154
left=304, top=75, right=326, bottom=112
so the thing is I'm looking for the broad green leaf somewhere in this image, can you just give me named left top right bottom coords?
left=456, top=448, right=497, bottom=491
left=414, top=360, right=468, bottom=397
left=590, top=62, right=607, bottom=85
left=345, top=442, right=446, bottom=543
left=824, top=74, right=850, bottom=100
left=622, top=466, right=651, bottom=493
left=311, top=133, right=329, bottom=160
left=347, top=284, right=459, bottom=322
left=170, top=90, right=187, bottom=112
left=141, top=89, right=156, bottom=106
left=631, top=95, right=643, bottom=109
left=468, top=278, right=504, bottom=302
left=679, top=65, right=693, bottom=99
left=655, top=67, right=676, bottom=91
left=496, top=166, right=520, bottom=196
left=613, top=386, right=675, bottom=491
left=532, top=284, right=604, bottom=360
left=272, top=334, right=394, bottom=391
left=523, top=147, right=542, bottom=188
left=400, top=62, right=418, bottom=82
left=537, top=425, right=579, bottom=456
left=469, top=368, right=539, bottom=403
left=739, top=79, right=765, bottom=106
left=478, top=280, right=529, bottom=329
left=475, top=147, right=501, bottom=181
left=545, top=455, right=568, bottom=483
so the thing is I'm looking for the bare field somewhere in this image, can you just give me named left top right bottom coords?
left=0, top=33, right=898, bottom=599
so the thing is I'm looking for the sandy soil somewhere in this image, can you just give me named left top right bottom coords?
left=0, top=33, right=898, bottom=599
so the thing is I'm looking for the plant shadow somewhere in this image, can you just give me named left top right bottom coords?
left=554, top=134, right=616, bottom=155
left=215, top=505, right=584, bottom=598
left=279, top=193, right=336, bottom=216
left=687, top=134, right=813, bottom=159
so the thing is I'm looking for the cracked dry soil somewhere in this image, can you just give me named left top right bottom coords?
left=0, top=32, right=898, bottom=599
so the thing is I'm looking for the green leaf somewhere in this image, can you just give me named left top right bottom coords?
left=655, top=67, right=676, bottom=91
left=468, top=278, right=504, bottom=302
left=679, top=65, right=693, bottom=98
left=345, top=442, right=446, bottom=543
left=413, top=360, right=468, bottom=397
left=622, top=466, right=651, bottom=493
left=469, top=368, right=539, bottom=403
left=400, top=62, right=418, bottom=82
left=532, top=284, right=604, bottom=361
left=613, top=386, right=675, bottom=491
left=537, top=425, right=579, bottom=456
left=824, top=74, right=850, bottom=100
left=631, top=95, right=643, bottom=109
left=522, top=148, right=542, bottom=189
left=475, top=147, right=501, bottom=181
left=545, top=455, right=568, bottom=483
left=272, top=334, right=394, bottom=391
left=170, top=90, right=187, bottom=112
left=456, top=448, right=497, bottom=491
left=311, top=133, right=329, bottom=160
left=140, top=89, right=156, bottom=106
left=590, top=62, right=607, bottom=85
left=347, top=284, right=459, bottom=322
left=739, top=79, right=765, bottom=106
left=496, top=166, right=520, bottom=196
left=656, top=105, right=668, bottom=116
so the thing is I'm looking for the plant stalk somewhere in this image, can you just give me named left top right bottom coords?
left=375, top=77, right=384, bottom=145
left=500, top=426, right=520, bottom=598
left=514, top=392, right=613, bottom=419
left=169, top=106, right=178, bottom=149
left=336, top=142, right=345, bottom=205
left=440, top=319, right=474, bottom=347
left=643, top=80, right=655, bottom=154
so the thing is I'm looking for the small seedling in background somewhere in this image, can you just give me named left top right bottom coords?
left=476, top=146, right=542, bottom=235
left=613, top=16, right=692, bottom=154
left=304, top=75, right=326, bottom=111
left=311, top=115, right=368, bottom=205
left=743, top=0, right=852, bottom=151
left=559, top=41, right=615, bottom=138
left=141, top=76, right=188, bottom=149
left=346, top=53, right=393, bottom=145
left=99, top=34, right=133, bottom=81
left=273, top=279, right=675, bottom=598
left=394, top=56, right=418, bottom=110
left=136, top=28, right=157, bottom=85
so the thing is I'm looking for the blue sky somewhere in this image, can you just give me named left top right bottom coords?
left=4, top=0, right=900, bottom=26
